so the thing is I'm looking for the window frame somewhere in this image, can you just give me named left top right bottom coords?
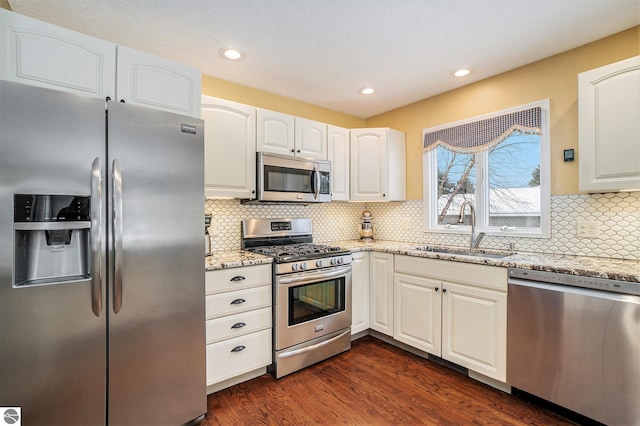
left=423, top=99, right=551, bottom=238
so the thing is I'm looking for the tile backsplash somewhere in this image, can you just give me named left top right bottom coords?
left=205, top=191, right=639, bottom=260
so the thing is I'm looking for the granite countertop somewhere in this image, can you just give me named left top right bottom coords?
left=205, top=250, right=273, bottom=271
left=332, top=240, right=640, bottom=283
left=205, top=240, right=640, bottom=283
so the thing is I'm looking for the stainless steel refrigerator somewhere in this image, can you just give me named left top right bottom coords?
left=0, top=80, right=206, bottom=425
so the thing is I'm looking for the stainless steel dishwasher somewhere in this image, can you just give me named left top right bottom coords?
left=507, top=268, right=640, bottom=426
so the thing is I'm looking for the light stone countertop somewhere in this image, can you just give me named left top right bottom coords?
left=331, top=239, right=640, bottom=283
left=205, top=250, right=273, bottom=271
left=205, top=240, right=640, bottom=283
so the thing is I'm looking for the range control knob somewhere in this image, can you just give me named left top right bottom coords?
left=316, top=260, right=323, bottom=267
left=300, top=262, right=308, bottom=270
left=291, top=264, right=299, bottom=271
left=338, top=257, right=344, bottom=264
left=330, top=258, right=337, bottom=265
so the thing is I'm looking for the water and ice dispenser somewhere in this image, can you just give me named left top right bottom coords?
left=13, top=194, right=92, bottom=286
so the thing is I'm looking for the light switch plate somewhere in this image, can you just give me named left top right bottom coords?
left=577, top=220, right=600, bottom=238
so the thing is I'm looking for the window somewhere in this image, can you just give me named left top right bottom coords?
left=423, top=100, right=550, bottom=238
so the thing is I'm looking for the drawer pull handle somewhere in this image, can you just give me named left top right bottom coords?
left=231, top=322, right=246, bottom=329
left=231, top=345, right=246, bottom=353
left=231, top=298, right=246, bottom=305
left=230, top=276, right=246, bottom=282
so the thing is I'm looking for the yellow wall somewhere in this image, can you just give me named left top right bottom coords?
left=0, top=1, right=11, bottom=10
left=202, top=75, right=365, bottom=129
left=367, top=26, right=640, bottom=199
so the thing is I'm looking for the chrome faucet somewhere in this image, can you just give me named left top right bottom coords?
left=458, top=201, right=485, bottom=250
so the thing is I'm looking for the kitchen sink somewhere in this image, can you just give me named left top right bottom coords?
left=413, top=246, right=513, bottom=259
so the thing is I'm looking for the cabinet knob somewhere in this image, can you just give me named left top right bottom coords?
left=297, top=149, right=301, bottom=153
left=105, top=96, right=112, bottom=102
left=291, top=149, right=295, bottom=153
left=119, top=99, right=126, bottom=103
left=231, top=322, right=246, bottom=329
left=230, top=298, right=246, bottom=305
left=383, top=193, right=386, bottom=197
left=230, top=275, right=246, bottom=282
left=231, top=345, right=246, bottom=353
left=442, top=288, right=447, bottom=293
left=251, top=190, right=256, bottom=194
left=434, top=287, right=439, bottom=292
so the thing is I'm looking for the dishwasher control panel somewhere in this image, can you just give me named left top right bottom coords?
left=508, top=268, right=640, bottom=296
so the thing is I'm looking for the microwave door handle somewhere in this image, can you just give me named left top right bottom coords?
left=313, top=164, right=320, bottom=199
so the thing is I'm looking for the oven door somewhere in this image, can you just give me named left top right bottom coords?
left=257, top=152, right=330, bottom=203
left=275, top=265, right=352, bottom=350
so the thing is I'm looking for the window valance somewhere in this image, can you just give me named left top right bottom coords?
left=423, top=107, right=542, bottom=153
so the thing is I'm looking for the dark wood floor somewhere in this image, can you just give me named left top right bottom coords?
left=203, top=336, right=575, bottom=425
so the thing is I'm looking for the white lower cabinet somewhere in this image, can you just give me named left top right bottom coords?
left=351, top=252, right=370, bottom=334
left=393, top=272, right=441, bottom=354
left=369, top=252, right=394, bottom=336
left=394, top=255, right=507, bottom=382
left=206, top=329, right=272, bottom=386
left=205, top=264, right=272, bottom=392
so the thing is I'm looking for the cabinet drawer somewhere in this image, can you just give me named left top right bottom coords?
left=206, top=285, right=271, bottom=319
left=206, top=329, right=272, bottom=385
left=206, top=264, right=272, bottom=295
left=206, top=307, right=272, bottom=344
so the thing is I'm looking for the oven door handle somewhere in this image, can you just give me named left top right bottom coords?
left=277, top=265, right=351, bottom=286
left=277, top=329, right=351, bottom=359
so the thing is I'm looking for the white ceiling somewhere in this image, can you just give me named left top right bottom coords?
left=8, top=0, right=640, bottom=118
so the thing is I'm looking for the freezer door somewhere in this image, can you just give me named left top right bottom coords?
left=106, top=102, right=206, bottom=425
left=0, top=81, right=107, bottom=424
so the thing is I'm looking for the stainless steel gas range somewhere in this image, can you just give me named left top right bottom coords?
left=242, top=218, right=352, bottom=378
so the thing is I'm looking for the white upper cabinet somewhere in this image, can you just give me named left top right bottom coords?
left=201, top=96, right=256, bottom=199
left=0, top=9, right=201, bottom=118
left=257, top=109, right=327, bottom=160
left=578, top=55, right=640, bottom=192
left=350, top=128, right=406, bottom=201
left=327, top=125, right=350, bottom=200
left=0, top=8, right=116, bottom=98
left=116, top=46, right=201, bottom=117
left=294, top=117, right=327, bottom=160
left=256, top=109, right=295, bottom=155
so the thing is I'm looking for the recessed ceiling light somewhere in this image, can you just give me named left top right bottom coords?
left=219, top=47, right=244, bottom=60
left=360, top=87, right=375, bottom=95
left=452, top=68, right=472, bottom=77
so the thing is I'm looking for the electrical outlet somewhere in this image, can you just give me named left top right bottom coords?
left=401, top=218, right=412, bottom=231
left=577, top=220, right=600, bottom=238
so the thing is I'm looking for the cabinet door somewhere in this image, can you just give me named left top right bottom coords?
left=116, top=46, right=201, bottom=118
left=441, top=281, right=506, bottom=381
left=578, top=56, right=640, bottom=192
left=256, top=108, right=295, bottom=155
left=394, top=273, right=441, bottom=355
left=350, top=128, right=387, bottom=201
left=0, top=9, right=116, bottom=98
left=295, top=117, right=327, bottom=160
left=328, top=125, right=350, bottom=200
left=369, top=252, right=394, bottom=336
left=351, top=252, right=370, bottom=334
left=201, top=96, right=256, bottom=199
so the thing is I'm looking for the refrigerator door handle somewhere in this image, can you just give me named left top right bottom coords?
left=112, top=159, right=124, bottom=314
left=90, top=158, right=103, bottom=317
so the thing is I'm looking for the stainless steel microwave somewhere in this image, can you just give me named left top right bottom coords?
left=255, top=152, right=331, bottom=203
